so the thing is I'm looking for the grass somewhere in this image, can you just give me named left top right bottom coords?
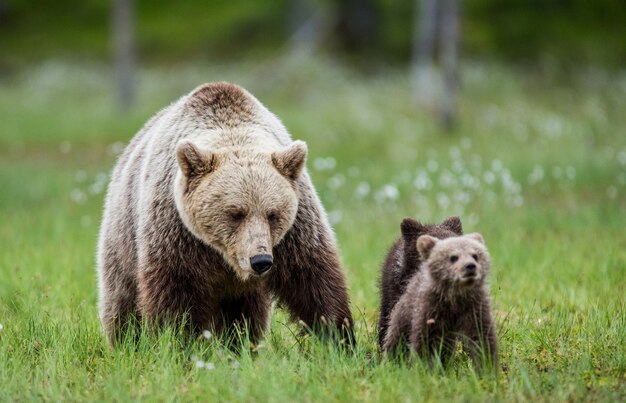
left=0, top=54, right=625, bottom=401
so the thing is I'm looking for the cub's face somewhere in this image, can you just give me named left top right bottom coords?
left=417, top=233, right=490, bottom=287
left=174, top=140, right=307, bottom=281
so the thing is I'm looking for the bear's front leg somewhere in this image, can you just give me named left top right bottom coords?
left=137, top=261, right=217, bottom=336
left=382, top=300, right=412, bottom=356
left=272, top=257, right=355, bottom=347
left=217, top=291, right=272, bottom=347
left=459, top=306, right=498, bottom=368
left=271, top=224, right=354, bottom=346
left=410, top=314, right=455, bottom=365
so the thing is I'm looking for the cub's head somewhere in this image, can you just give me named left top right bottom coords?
left=174, top=139, right=307, bottom=281
left=400, top=215, right=463, bottom=241
left=417, top=233, right=490, bottom=288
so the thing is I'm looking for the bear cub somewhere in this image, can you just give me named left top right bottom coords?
left=377, top=216, right=463, bottom=349
left=383, top=233, right=497, bottom=366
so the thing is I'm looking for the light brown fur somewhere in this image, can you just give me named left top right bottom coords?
left=383, top=233, right=497, bottom=366
left=97, top=82, right=354, bottom=347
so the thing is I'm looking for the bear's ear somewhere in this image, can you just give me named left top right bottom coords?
left=466, top=232, right=484, bottom=245
left=441, top=215, right=463, bottom=234
left=176, top=140, right=220, bottom=178
left=417, top=235, right=438, bottom=259
left=400, top=217, right=424, bottom=238
left=272, top=140, right=308, bottom=181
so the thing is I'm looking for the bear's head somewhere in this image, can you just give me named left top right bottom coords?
left=400, top=216, right=463, bottom=241
left=174, top=139, right=307, bottom=281
left=416, top=233, right=491, bottom=288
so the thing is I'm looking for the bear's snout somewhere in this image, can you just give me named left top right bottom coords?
left=463, top=262, right=477, bottom=275
left=250, top=254, right=273, bottom=275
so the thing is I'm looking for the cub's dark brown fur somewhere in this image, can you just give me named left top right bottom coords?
left=383, top=233, right=497, bottom=366
left=377, top=216, right=463, bottom=349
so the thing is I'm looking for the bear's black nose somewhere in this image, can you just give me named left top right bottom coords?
left=464, top=262, right=476, bottom=274
left=250, top=254, right=273, bottom=274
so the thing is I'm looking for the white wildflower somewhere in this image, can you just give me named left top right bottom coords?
left=202, top=330, right=212, bottom=340
left=467, top=214, right=479, bottom=227
left=95, top=172, right=108, bottom=183
left=74, top=170, right=87, bottom=182
left=461, top=174, right=479, bottom=189
left=328, top=210, right=343, bottom=225
left=511, top=195, right=524, bottom=207
left=0, top=323, right=3, bottom=332
left=413, top=194, right=428, bottom=206
left=607, top=186, right=618, bottom=200
left=355, top=182, right=371, bottom=199
left=59, top=141, right=71, bottom=154
left=70, top=189, right=86, bottom=204
left=438, top=170, right=456, bottom=188
left=436, top=193, right=450, bottom=209
left=528, top=166, right=545, bottom=184
left=381, top=184, right=399, bottom=200
left=196, top=360, right=205, bottom=368
left=483, top=171, right=496, bottom=185
left=413, top=171, right=432, bottom=191
left=327, top=174, right=345, bottom=190
left=454, top=191, right=471, bottom=205
left=491, top=159, right=503, bottom=173
left=460, top=137, right=471, bottom=150
left=452, top=160, right=465, bottom=174
left=107, top=141, right=125, bottom=156
left=89, top=181, right=105, bottom=195
left=566, top=166, right=576, bottom=181
left=347, top=166, right=360, bottom=177
left=205, top=362, right=216, bottom=370
left=427, top=159, right=439, bottom=173
left=313, top=157, right=336, bottom=171
left=449, top=147, right=461, bottom=159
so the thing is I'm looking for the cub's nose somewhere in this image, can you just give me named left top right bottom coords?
left=250, top=254, right=273, bottom=275
left=464, top=262, right=477, bottom=274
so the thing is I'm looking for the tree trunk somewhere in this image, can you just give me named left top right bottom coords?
left=411, top=0, right=438, bottom=107
left=0, top=0, right=8, bottom=24
left=113, top=0, right=135, bottom=110
left=439, top=0, right=460, bottom=131
left=289, top=0, right=322, bottom=54
left=335, top=0, right=377, bottom=53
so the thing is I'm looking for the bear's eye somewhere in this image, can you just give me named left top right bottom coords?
left=267, top=211, right=279, bottom=223
left=229, top=211, right=247, bottom=222
left=450, top=255, right=458, bottom=263
left=472, top=254, right=479, bottom=261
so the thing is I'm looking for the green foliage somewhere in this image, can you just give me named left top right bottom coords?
left=0, top=56, right=625, bottom=400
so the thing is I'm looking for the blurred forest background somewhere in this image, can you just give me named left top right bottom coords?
left=1, top=0, right=625, bottom=67
left=1, top=0, right=625, bottom=128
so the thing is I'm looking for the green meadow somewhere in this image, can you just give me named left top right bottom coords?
left=0, top=56, right=624, bottom=401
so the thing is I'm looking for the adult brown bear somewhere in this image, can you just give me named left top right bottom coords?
left=97, top=82, right=353, bottom=347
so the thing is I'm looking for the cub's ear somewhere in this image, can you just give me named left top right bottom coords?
left=272, top=141, right=308, bottom=181
left=400, top=217, right=424, bottom=238
left=441, top=215, right=463, bottom=234
left=467, top=232, right=484, bottom=245
left=176, top=140, right=220, bottom=178
left=417, top=235, right=438, bottom=259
